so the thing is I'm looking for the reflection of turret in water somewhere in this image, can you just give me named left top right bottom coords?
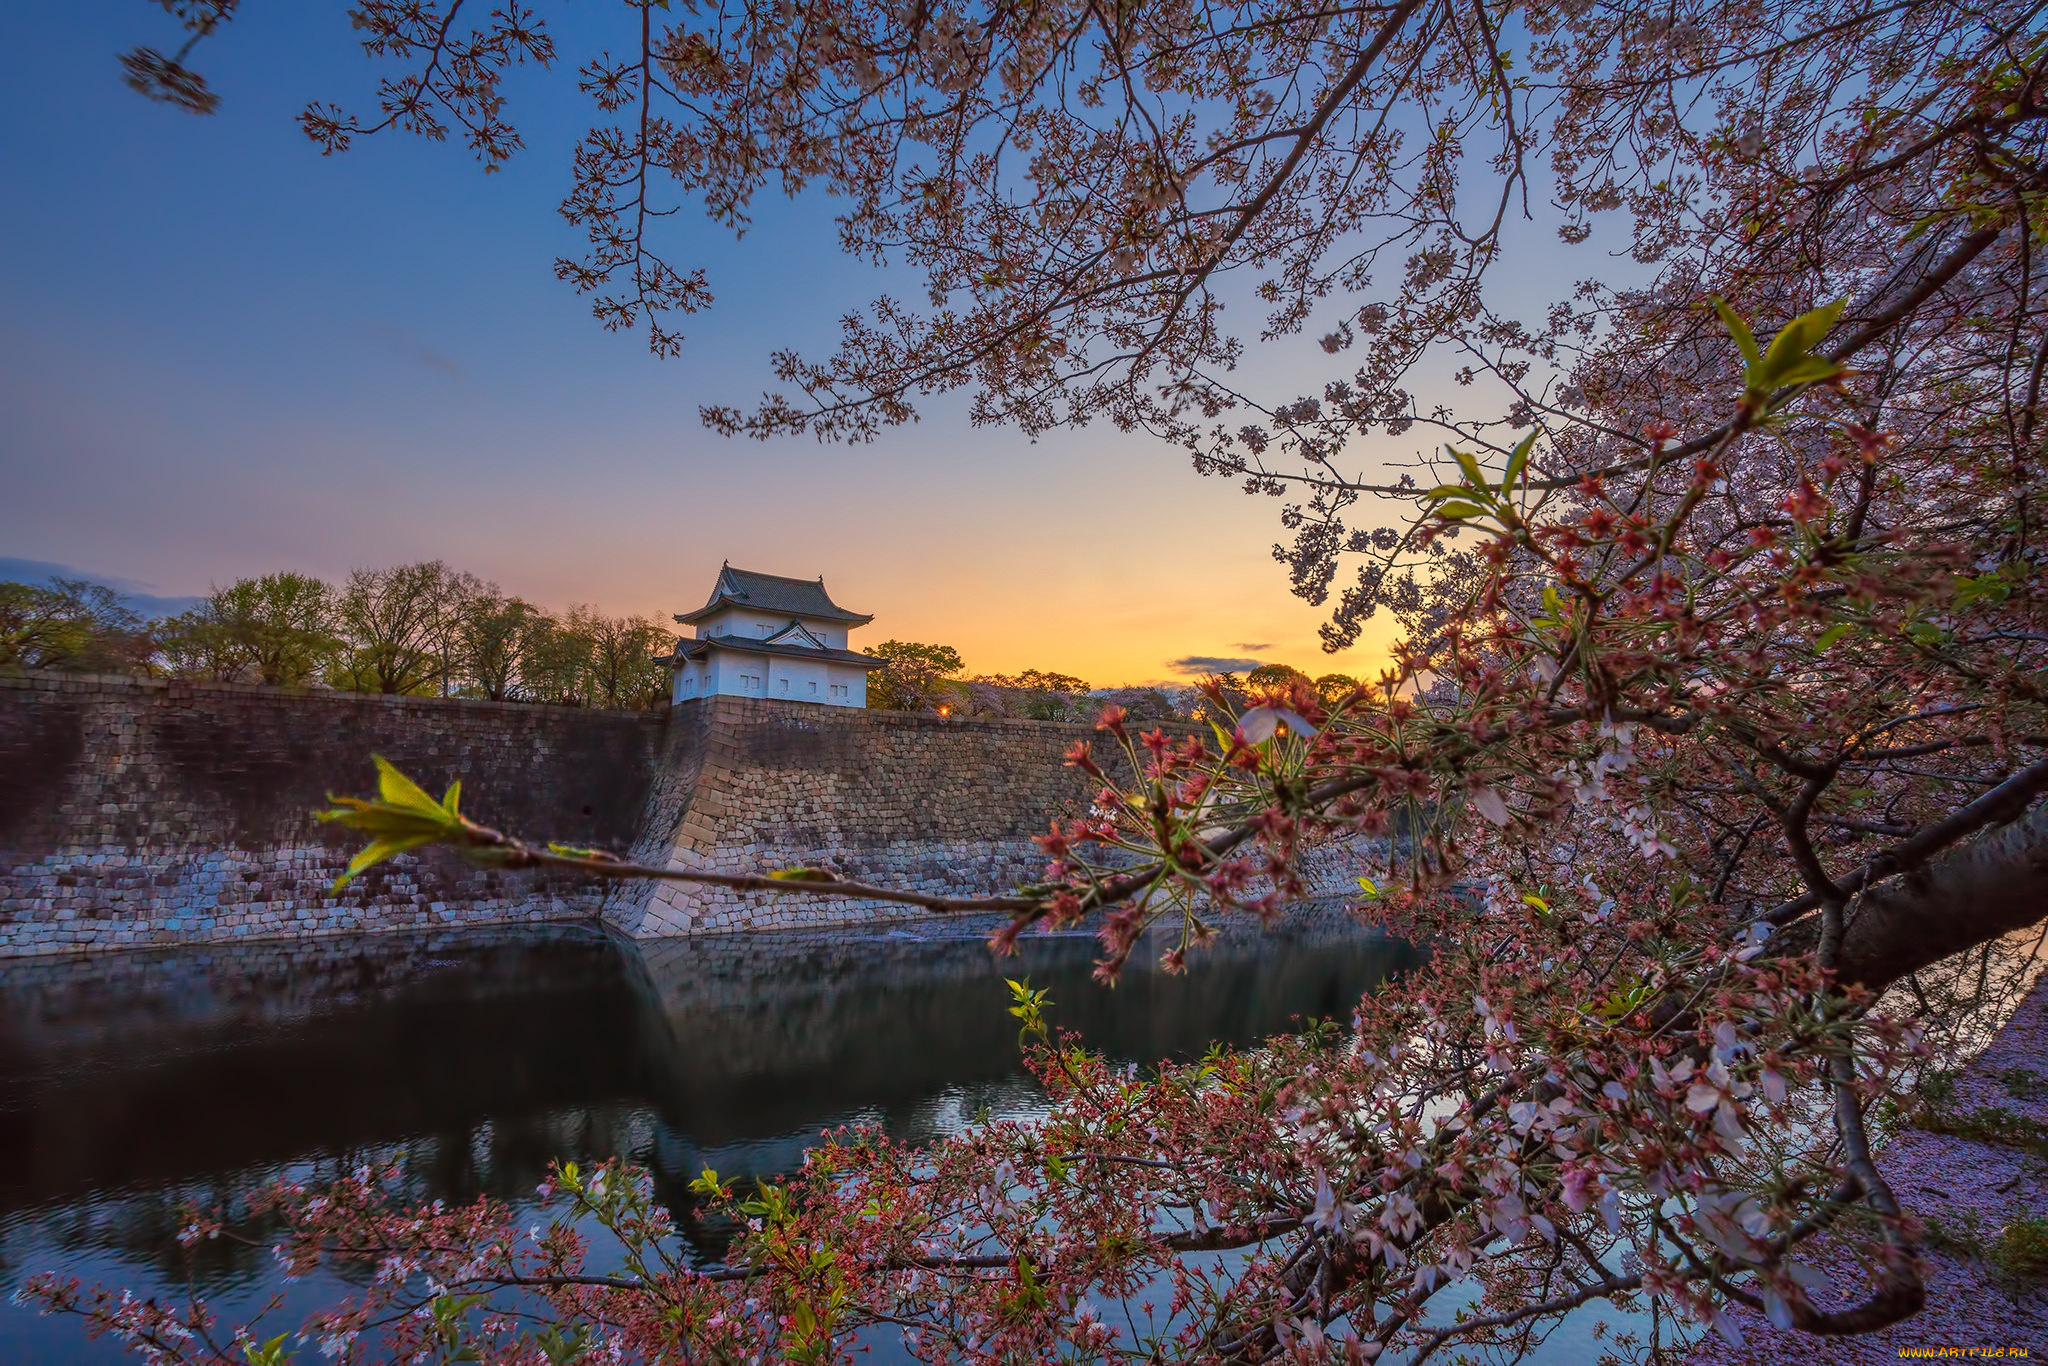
left=618, top=904, right=1422, bottom=1262
left=622, top=908, right=1423, bottom=1150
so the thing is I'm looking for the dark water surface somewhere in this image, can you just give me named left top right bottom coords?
left=0, top=910, right=1420, bottom=1362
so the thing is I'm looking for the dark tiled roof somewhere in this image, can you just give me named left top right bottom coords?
left=675, top=565, right=874, bottom=626
left=670, top=636, right=885, bottom=670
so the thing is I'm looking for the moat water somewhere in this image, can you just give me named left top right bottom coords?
left=0, top=909, right=1424, bottom=1362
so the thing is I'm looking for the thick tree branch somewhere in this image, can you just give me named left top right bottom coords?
left=1834, top=794, right=2048, bottom=990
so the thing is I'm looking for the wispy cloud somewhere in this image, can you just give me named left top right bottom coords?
left=1168, top=654, right=1262, bottom=675
left=0, top=557, right=201, bottom=615
left=355, top=319, right=462, bottom=379
left=1233, top=641, right=1273, bottom=652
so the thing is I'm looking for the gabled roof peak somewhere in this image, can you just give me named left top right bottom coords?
left=763, top=620, right=827, bottom=648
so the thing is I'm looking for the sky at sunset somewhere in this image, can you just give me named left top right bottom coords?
left=0, top=6, right=1523, bottom=688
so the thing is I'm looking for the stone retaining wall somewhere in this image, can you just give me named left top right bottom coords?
left=604, top=696, right=1122, bottom=936
left=1, top=676, right=1374, bottom=955
left=606, top=697, right=1376, bottom=937
left=0, top=674, right=665, bottom=957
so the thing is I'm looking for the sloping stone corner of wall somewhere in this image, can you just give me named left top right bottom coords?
left=600, top=696, right=1122, bottom=937
left=599, top=695, right=1384, bottom=939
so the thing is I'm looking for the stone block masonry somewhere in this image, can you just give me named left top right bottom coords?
left=604, top=696, right=1123, bottom=936
left=0, top=674, right=665, bottom=957
left=604, top=697, right=1375, bottom=937
left=0, top=676, right=1374, bottom=955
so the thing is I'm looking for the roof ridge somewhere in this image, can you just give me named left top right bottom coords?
left=724, top=565, right=828, bottom=586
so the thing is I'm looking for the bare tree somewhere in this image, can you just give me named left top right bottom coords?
left=0, top=579, right=150, bottom=674
left=455, top=588, right=539, bottom=702
left=334, top=561, right=458, bottom=696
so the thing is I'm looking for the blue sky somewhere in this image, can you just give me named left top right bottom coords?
left=0, top=4, right=1602, bottom=685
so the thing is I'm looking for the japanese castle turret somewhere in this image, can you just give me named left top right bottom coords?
left=666, top=564, right=886, bottom=707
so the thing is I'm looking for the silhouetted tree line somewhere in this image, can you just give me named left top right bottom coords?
left=0, top=563, right=674, bottom=711
left=863, top=641, right=1358, bottom=724
left=3, top=576, right=1355, bottom=720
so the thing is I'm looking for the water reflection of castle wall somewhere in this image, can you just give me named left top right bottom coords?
left=0, top=925, right=648, bottom=1213
left=0, top=916, right=1419, bottom=1221
left=0, top=922, right=624, bottom=1064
